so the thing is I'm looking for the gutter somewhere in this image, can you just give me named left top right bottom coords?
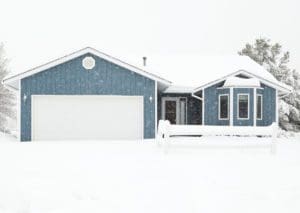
left=192, top=93, right=203, bottom=101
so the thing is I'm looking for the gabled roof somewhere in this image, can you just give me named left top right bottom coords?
left=3, top=47, right=171, bottom=90
left=123, top=54, right=292, bottom=93
left=193, top=69, right=292, bottom=94
left=2, top=48, right=292, bottom=94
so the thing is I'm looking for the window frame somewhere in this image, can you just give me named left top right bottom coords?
left=218, top=94, right=229, bottom=120
left=237, top=93, right=249, bottom=120
left=256, top=94, right=263, bottom=120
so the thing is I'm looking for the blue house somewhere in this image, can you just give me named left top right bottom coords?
left=3, top=47, right=292, bottom=141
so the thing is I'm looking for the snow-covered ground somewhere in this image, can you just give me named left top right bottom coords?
left=0, top=133, right=300, bottom=213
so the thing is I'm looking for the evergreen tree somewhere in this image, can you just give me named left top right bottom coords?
left=0, top=43, right=16, bottom=133
left=239, top=38, right=300, bottom=131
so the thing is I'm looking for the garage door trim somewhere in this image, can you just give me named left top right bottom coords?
left=31, top=95, right=144, bottom=141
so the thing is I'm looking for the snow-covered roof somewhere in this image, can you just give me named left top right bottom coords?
left=2, top=48, right=292, bottom=93
left=163, top=85, right=195, bottom=94
left=124, top=54, right=292, bottom=93
left=2, top=47, right=171, bottom=90
left=223, top=77, right=261, bottom=88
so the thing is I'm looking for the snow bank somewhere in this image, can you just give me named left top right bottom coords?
left=0, top=134, right=300, bottom=212
left=0, top=132, right=17, bottom=142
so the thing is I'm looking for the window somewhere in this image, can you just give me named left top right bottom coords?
left=219, top=94, right=229, bottom=120
left=238, top=94, right=249, bottom=119
left=164, top=100, right=177, bottom=124
left=257, top=95, right=263, bottom=120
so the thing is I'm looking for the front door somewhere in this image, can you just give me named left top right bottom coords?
left=162, top=97, right=186, bottom=124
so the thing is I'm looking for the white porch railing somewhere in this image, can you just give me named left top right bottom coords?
left=157, top=120, right=278, bottom=154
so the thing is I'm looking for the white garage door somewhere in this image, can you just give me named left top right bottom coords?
left=31, top=95, right=144, bottom=141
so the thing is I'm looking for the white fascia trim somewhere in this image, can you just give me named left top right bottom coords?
left=3, top=47, right=171, bottom=88
left=239, top=70, right=292, bottom=93
left=193, top=70, right=242, bottom=92
left=191, top=93, right=203, bottom=101
left=220, top=86, right=263, bottom=89
left=218, top=94, right=229, bottom=120
left=193, top=70, right=292, bottom=94
left=154, top=81, right=158, bottom=138
left=237, top=93, right=250, bottom=120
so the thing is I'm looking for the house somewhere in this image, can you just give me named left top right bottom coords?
left=2, top=47, right=292, bottom=141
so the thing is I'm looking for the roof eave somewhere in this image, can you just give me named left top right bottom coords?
left=2, top=47, right=172, bottom=89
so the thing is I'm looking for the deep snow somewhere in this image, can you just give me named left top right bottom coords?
left=0, top=133, right=300, bottom=213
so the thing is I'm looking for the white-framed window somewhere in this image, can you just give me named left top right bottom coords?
left=218, top=94, right=229, bottom=120
left=256, top=94, right=263, bottom=120
left=237, top=94, right=249, bottom=120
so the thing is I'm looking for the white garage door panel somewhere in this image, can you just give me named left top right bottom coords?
left=32, top=95, right=143, bottom=141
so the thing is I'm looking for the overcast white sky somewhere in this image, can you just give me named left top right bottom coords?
left=0, top=0, right=299, bottom=74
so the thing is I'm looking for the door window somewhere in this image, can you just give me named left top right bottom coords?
left=165, top=100, right=177, bottom=124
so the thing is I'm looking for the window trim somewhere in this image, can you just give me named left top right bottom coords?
left=256, top=94, right=263, bottom=120
left=237, top=93, right=249, bottom=120
left=218, top=94, right=229, bottom=120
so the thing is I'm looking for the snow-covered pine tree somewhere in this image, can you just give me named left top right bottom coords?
left=239, top=38, right=300, bottom=131
left=0, top=43, right=16, bottom=133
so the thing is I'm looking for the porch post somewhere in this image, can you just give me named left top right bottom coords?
left=230, top=87, right=233, bottom=126
left=253, top=88, right=257, bottom=126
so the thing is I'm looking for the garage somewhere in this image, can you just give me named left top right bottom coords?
left=3, top=48, right=170, bottom=141
left=31, top=95, right=144, bottom=141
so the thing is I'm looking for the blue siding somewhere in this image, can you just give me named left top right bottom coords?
left=21, top=53, right=156, bottom=141
left=204, top=82, right=230, bottom=125
left=233, top=88, right=254, bottom=126
left=204, top=82, right=276, bottom=126
left=257, top=84, right=276, bottom=126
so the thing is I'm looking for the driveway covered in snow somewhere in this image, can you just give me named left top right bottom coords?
left=0, top=134, right=299, bottom=213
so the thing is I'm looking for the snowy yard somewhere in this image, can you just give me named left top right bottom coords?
left=0, top=133, right=300, bottom=213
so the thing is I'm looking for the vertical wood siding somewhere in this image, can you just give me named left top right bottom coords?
left=256, top=84, right=276, bottom=126
left=21, top=53, right=155, bottom=141
left=204, top=82, right=276, bottom=126
left=204, top=82, right=230, bottom=125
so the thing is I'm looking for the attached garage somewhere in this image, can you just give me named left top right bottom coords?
left=31, top=95, right=144, bottom=141
left=3, top=47, right=170, bottom=141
